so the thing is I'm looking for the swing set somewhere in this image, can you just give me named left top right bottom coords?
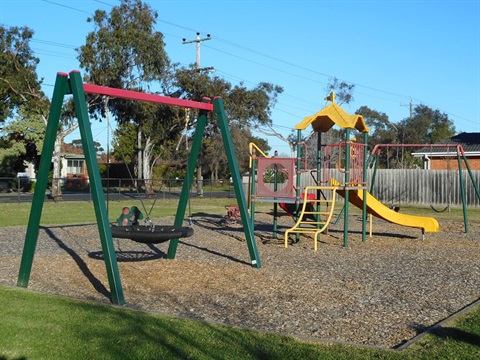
left=17, top=70, right=261, bottom=305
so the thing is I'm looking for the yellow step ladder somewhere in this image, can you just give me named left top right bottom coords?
left=284, top=186, right=338, bottom=251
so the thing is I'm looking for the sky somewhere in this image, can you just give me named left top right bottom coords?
left=1, top=0, right=479, bottom=156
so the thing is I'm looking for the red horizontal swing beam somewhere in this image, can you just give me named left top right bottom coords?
left=83, top=83, right=214, bottom=112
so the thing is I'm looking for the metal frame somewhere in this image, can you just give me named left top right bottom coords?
left=17, top=71, right=261, bottom=305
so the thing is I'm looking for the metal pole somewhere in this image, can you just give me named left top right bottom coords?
left=70, top=71, right=125, bottom=305
left=457, top=152, right=469, bottom=233
left=18, top=72, right=69, bottom=288
left=362, top=132, right=368, bottom=242
left=317, top=132, right=322, bottom=227
left=343, top=129, right=351, bottom=248
left=295, top=129, right=303, bottom=244
left=273, top=150, right=278, bottom=239
left=250, top=149, right=257, bottom=230
left=370, top=152, right=379, bottom=195
left=168, top=108, right=208, bottom=259
left=213, top=97, right=261, bottom=268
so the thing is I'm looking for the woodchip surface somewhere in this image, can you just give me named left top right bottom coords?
left=1, top=212, right=479, bottom=349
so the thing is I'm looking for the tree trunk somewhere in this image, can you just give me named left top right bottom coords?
left=136, top=128, right=142, bottom=192
left=50, top=122, right=79, bottom=201
left=213, top=164, right=219, bottom=185
left=51, top=135, right=64, bottom=201
left=196, top=166, right=203, bottom=197
left=143, top=135, right=155, bottom=198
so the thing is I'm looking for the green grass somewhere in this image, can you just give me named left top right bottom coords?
left=407, top=304, right=480, bottom=359
left=1, top=197, right=477, bottom=228
left=0, top=198, right=273, bottom=227
left=0, top=285, right=479, bottom=359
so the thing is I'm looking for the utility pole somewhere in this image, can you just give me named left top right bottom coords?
left=399, top=98, right=417, bottom=168
left=401, top=98, right=416, bottom=120
left=182, top=32, right=214, bottom=197
left=182, top=32, right=214, bottom=72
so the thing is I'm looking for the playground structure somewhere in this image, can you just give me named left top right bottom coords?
left=17, top=70, right=263, bottom=305
left=15, top=72, right=480, bottom=305
left=249, top=92, right=480, bottom=249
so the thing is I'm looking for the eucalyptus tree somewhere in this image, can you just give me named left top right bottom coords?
left=0, top=104, right=46, bottom=177
left=0, top=25, right=49, bottom=176
left=0, top=25, right=45, bottom=124
left=398, top=104, right=455, bottom=168
left=174, top=68, right=282, bottom=181
left=400, top=104, right=455, bottom=145
left=78, top=0, right=283, bottom=195
left=355, top=105, right=400, bottom=168
left=77, top=0, right=173, bottom=196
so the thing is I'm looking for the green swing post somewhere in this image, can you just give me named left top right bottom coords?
left=316, top=132, right=323, bottom=224
left=457, top=152, right=469, bottom=233
left=457, top=147, right=480, bottom=233
left=167, top=97, right=262, bottom=268
left=369, top=153, right=379, bottom=194
left=69, top=71, right=124, bottom=305
left=361, top=132, right=368, bottom=242
left=167, top=107, right=208, bottom=258
left=294, top=129, right=303, bottom=243
left=273, top=151, right=279, bottom=239
left=18, top=71, right=125, bottom=305
left=214, top=97, right=262, bottom=268
left=343, top=129, right=351, bottom=248
left=17, top=72, right=70, bottom=288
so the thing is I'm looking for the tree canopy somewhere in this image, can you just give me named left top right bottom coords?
left=0, top=25, right=50, bottom=176
left=78, top=0, right=169, bottom=90
left=76, top=0, right=283, bottom=185
left=0, top=25, right=46, bottom=123
left=400, top=104, right=455, bottom=145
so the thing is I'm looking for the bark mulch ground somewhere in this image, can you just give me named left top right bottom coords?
left=1, top=212, right=479, bottom=349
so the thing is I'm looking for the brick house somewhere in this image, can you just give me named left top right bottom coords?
left=412, top=132, right=480, bottom=170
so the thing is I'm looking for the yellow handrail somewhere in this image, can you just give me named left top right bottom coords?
left=249, top=142, right=270, bottom=168
left=249, top=142, right=270, bottom=158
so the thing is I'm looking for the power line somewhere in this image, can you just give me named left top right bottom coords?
left=155, top=18, right=478, bottom=128
left=31, top=39, right=77, bottom=49
left=40, top=0, right=92, bottom=15
left=22, top=2, right=480, bottom=131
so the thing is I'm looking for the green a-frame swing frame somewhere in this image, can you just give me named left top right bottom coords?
left=17, top=70, right=261, bottom=305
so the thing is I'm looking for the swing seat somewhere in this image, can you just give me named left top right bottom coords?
left=110, top=224, right=194, bottom=244
left=112, top=206, right=193, bottom=244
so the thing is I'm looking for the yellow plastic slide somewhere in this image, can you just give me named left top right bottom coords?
left=335, top=184, right=439, bottom=233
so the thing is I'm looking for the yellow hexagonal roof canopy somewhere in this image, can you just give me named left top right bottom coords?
left=295, top=92, right=370, bottom=133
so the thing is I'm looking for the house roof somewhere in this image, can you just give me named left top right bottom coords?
left=412, top=132, right=480, bottom=157
left=63, top=154, right=85, bottom=159
left=61, top=143, right=84, bottom=156
left=295, top=92, right=370, bottom=133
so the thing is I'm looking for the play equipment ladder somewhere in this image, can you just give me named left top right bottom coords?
left=284, top=186, right=338, bottom=251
